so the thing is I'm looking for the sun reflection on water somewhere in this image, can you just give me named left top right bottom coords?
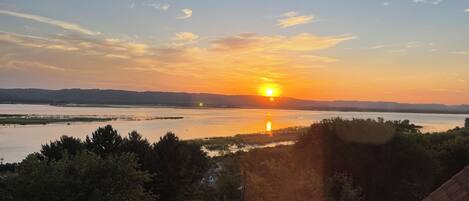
left=265, top=113, right=273, bottom=135
left=266, top=120, right=272, bottom=132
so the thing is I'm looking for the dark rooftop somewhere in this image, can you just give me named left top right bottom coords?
left=423, top=165, right=469, bottom=201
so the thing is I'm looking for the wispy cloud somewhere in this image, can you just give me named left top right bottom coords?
left=0, top=30, right=354, bottom=87
left=0, top=53, right=64, bottom=71
left=277, top=11, right=314, bottom=28
left=145, top=3, right=170, bottom=11
left=383, top=2, right=391, bottom=6
left=465, top=8, right=469, bottom=13
left=412, top=0, right=443, bottom=5
left=2, top=60, right=65, bottom=71
left=369, top=45, right=388, bottom=49
left=211, top=33, right=356, bottom=52
left=405, top=41, right=420, bottom=48
left=177, top=9, right=192, bottom=19
left=453, top=51, right=469, bottom=55
left=0, top=31, right=149, bottom=56
left=170, top=32, right=199, bottom=46
left=172, top=32, right=199, bottom=41
left=0, top=9, right=99, bottom=35
left=367, top=41, right=437, bottom=51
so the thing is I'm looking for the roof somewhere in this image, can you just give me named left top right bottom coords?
left=423, top=165, right=469, bottom=201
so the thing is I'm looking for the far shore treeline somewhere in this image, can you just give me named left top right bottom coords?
left=1, top=117, right=469, bottom=201
left=2, top=88, right=469, bottom=114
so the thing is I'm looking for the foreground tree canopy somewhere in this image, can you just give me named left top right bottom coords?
left=1, top=118, right=469, bottom=201
left=0, top=125, right=209, bottom=201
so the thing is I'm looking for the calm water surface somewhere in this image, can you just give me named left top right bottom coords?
left=1, top=104, right=467, bottom=162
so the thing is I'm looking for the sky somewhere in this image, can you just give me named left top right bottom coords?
left=0, top=0, right=468, bottom=104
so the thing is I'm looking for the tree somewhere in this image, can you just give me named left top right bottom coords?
left=120, top=131, right=150, bottom=162
left=390, top=119, right=422, bottom=134
left=144, top=132, right=209, bottom=201
left=85, top=125, right=123, bottom=158
left=214, top=154, right=242, bottom=201
left=326, top=173, right=364, bottom=201
left=432, top=136, right=469, bottom=181
left=295, top=118, right=438, bottom=201
left=41, top=135, right=83, bottom=161
left=465, top=118, right=469, bottom=129
left=8, top=152, right=154, bottom=201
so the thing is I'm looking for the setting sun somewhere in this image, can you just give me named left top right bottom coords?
left=266, top=88, right=274, bottom=97
left=259, top=84, right=281, bottom=98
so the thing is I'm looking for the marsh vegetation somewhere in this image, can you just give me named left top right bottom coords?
left=0, top=114, right=183, bottom=125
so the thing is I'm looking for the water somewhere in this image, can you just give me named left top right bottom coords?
left=0, top=104, right=467, bottom=162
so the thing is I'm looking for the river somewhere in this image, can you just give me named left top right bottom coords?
left=0, top=104, right=467, bottom=162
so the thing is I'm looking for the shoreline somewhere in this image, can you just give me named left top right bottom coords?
left=0, top=114, right=184, bottom=126
left=2, top=102, right=469, bottom=115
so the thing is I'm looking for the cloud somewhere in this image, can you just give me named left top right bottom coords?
left=170, top=32, right=199, bottom=46
left=177, top=9, right=192, bottom=19
left=211, top=33, right=356, bottom=52
left=453, top=51, right=469, bottom=55
left=172, top=32, right=199, bottom=41
left=2, top=60, right=65, bottom=71
left=145, top=3, right=170, bottom=11
left=0, top=9, right=99, bottom=35
left=0, top=30, right=354, bottom=91
left=412, top=0, right=443, bottom=5
left=277, top=11, right=314, bottom=28
left=465, top=8, right=469, bottom=13
left=383, top=2, right=391, bottom=6
left=0, top=53, right=64, bottom=71
left=0, top=31, right=149, bottom=56
left=432, top=0, right=443, bottom=5
left=405, top=41, right=420, bottom=48
left=283, top=11, right=298, bottom=18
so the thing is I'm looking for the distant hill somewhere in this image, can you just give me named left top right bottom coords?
left=1, top=88, right=469, bottom=114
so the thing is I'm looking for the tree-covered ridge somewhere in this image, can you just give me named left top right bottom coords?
left=1, top=118, right=469, bottom=201
left=2, top=88, right=469, bottom=113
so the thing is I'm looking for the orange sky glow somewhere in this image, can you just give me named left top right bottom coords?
left=1, top=1, right=468, bottom=105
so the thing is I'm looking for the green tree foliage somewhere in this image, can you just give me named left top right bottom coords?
left=215, top=155, right=242, bottom=201
left=239, top=118, right=443, bottom=201
left=296, top=118, right=437, bottom=201
left=1, top=125, right=212, bottom=201
left=85, top=125, right=123, bottom=157
left=144, top=132, right=210, bottom=201
left=2, top=119, right=469, bottom=201
left=241, top=146, right=323, bottom=201
left=389, top=119, right=422, bottom=134
left=326, top=173, right=363, bottom=201
left=7, top=152, right=153, bottom=201
left=424, top=134, right=469, bottom=183
left=196, top=154, right=243, bottom=201
left=120, top=131, right=151, bottom=162
left=41, top=135, right=83, bottom=161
